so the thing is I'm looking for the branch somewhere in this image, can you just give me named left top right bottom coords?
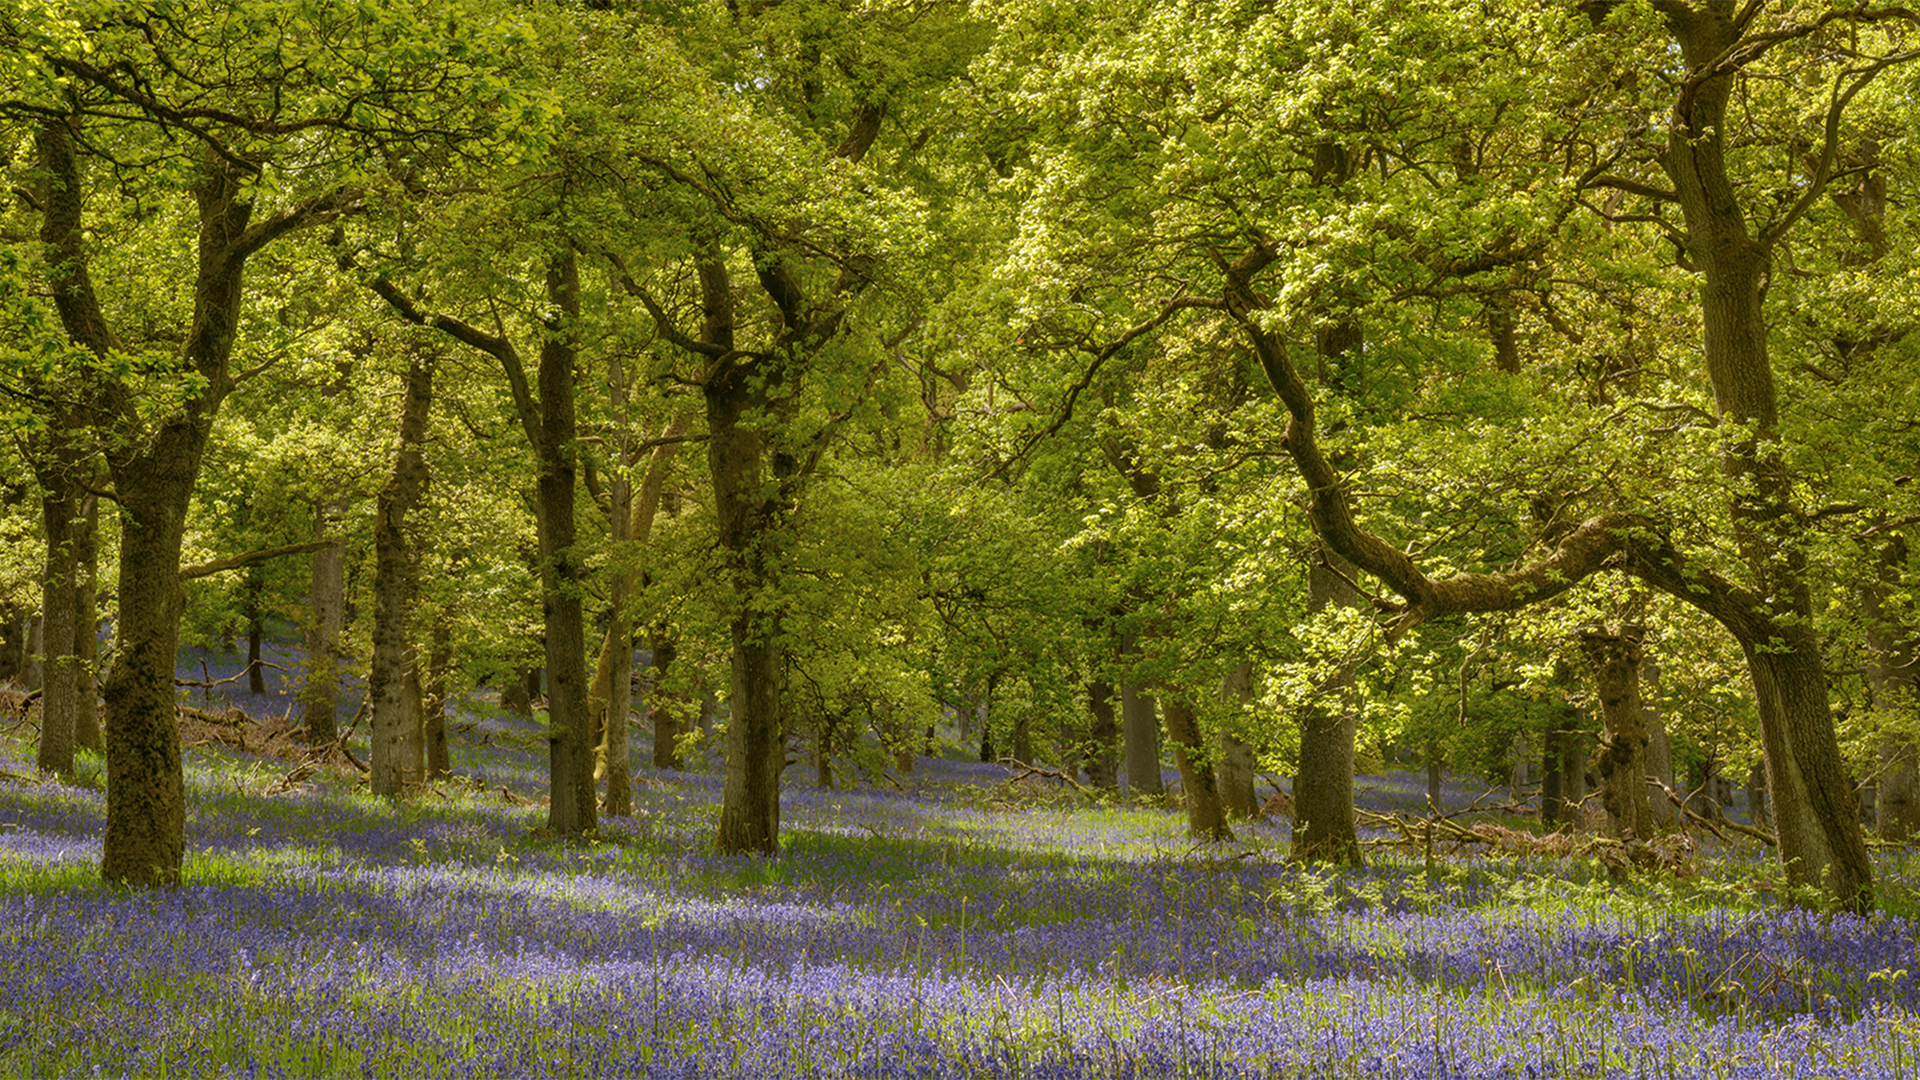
left=180, top=538, right=337, bottom=581
left=982, top=294, right=1212, bottom=482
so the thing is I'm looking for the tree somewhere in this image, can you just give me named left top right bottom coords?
left=2, top=0, right=515, bottom=884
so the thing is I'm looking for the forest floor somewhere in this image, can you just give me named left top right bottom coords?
left=2, top=650, right=1919, bottom=1078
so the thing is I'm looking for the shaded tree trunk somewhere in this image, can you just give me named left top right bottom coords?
left=650, top=631, right=681, bottom=771
left=1120, top=679, right=1162, bottom=797
left=424, top=615, right=452, bottom=780
left=35, top=467, right=80, bottom=777
left=1579, top=624, right=1654, bottom=842
left=1217, top=663, right=1261, bottom=819
left=1293, top=545, right=1362, bottom=864
left=243, top=564, right=265, bottom=695
left=368, top=352, right=433, bottom=798
left=1160, top=695, right=1231, bottom=840
left=1864, top=533, right=1918, bottom=841
left=302, top=505, right=345, bottom=744
left=1083, top=677, right=1119, bottom=789
left=1642, top=652, right=1677, bottom=829
left=709, top=347, right=785, bottom=853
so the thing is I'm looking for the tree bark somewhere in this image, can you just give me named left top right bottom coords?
left=424, top=614, right=452, bottom=780
left=1641, top=652, right=1677, bottom=829
left=368, top=352, right=434, bottom=798
left=1120, top=679, right=1162, bottom=797
left=1160, top=695, right=1231, bottom=840
left=531, top=252, right=595, bottom=836
left=243, top=564, right=265, bottom=695
left=649, top=631, right=681, bottom=771
left=707, top=319, right=786, bottom=852
left=1293, top=545, right=1363, bottom=864
left=1647, top=4, right=1872, bottom=907
left=1216, top=663, right=1261, bottom=818
left=1864, top=533, right=1918, bottom=841
left=1579, top=625, right=1655, bottom=841
left=35, top=469, right=80, bottom=777
left=1083, top=677, right=1119, bottom=789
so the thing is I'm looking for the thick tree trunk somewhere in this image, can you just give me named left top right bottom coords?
left=1083, top=678, right=1119, bottom=789
left=533, top=254, right=594, bottom=836
left=1120, top=679, right=1162, bottom=797
left=101, top=465, right=195, bottom=885
left=302, top=506, right=345, bottom=744
left=1160, top=695, right=1231, bottom=840
left=709, top=369, right=785, bottom=853
left=1010, top=706, right=1033, bottom=766
left=1217, top=663, right=1261, bottom=819
left=1293, top=546, right=1362, bottom=864
left=368, top=353, right=433, bottom=798
left=1579, top=625, right=1655, bottom=842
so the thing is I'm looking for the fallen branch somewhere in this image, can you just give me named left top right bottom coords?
left=173, top=660, right=286, bottom=690
left=1003, top=759, right=1099, bottom=800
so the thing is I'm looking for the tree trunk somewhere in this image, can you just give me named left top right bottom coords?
left=1293, top=545, right=1363, bottom=864
left=1083, top=677, right=1119, bottom=789
left=1427, top=737, right=1444, bottom=812
left=1217, top=663, right=1261, bottom=819
left=424, top=615, right=451, bottom=780
left=1541, top=729, right=1564, bottom=828
left=368, top=352, right=433, bottom=798
left=532, top=253, right=594, bottom=836
left=1120, top=679, right=1162, bottom=797
left=243, top=564, right=265, bottom=695
left=649, top=631, right=681, bottom=770
left=1010, top=705, right=1033, bottom=766
left=1641, top=652, right=1676, bottom=828
left=1864, top=533, right=1918, bottom=841
left=302, top=505, right=345, bottom=744
left=1651, top=6, right=1872, bottom=908
left=1160, top=695, right=1231, bottom=840
left=709, top=359, right=784, bottom=853
left=1579, top=625, right=1655, bottom=842
left=23, top=614, right=43, bottom=692
left=503, top=668, right=533, bottom=716
left=35, top=478, right=79, bottom=777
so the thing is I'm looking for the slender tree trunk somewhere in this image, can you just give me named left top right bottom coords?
left=72, top=495, right=100, bottom=753
left=35, top=476, right=80, bottom=776
left=1010, top=705, right=1033, bottom=766
left=1541, top=729, right=1564, bottom=828
left=242, top=565, right=265, bottom=695
left=368, top=352, right=433, bottom=798
left=1217, top=663, right=1261, bottom=818
left=1083, top=677, right=1119, bottom=789
left=649, top=632, right=681, bottom=770
left=1641, top=652, right=1676, bottom=828
left=24, top=615, right=42, bottom=692
left=1579, top=625, right=1655, bottom=841
left=302, top=505, right=345, bottom=744
left=424, top=615, right=451, bottom=780
left=1120, top=679, right=1162, bottom=797
left=1864, top=534, right=1919, bottom=841
left=1160, top=695, right=1231, bottom=840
